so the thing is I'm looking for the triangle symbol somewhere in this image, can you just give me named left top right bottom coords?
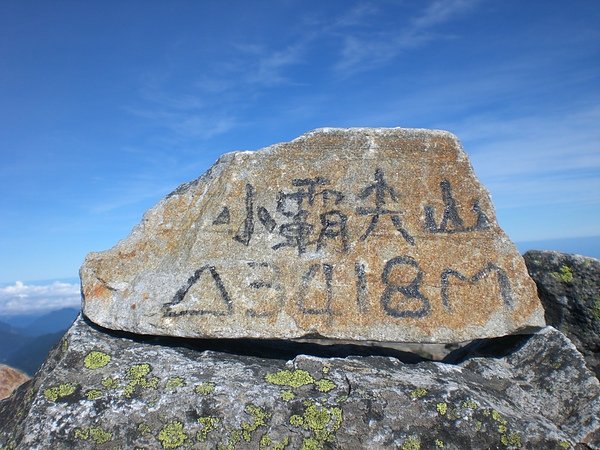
left=164, top=266, right=232, bottom=317
left=213, top=207, right=230, bottom=225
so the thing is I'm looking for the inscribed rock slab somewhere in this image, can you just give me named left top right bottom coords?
left=81, top=128, right=544, bottom=342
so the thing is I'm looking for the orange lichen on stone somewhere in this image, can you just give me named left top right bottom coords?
left=83, top=282, right=112, bottom=302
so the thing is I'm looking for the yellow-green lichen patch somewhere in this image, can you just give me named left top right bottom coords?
left=281, top=390, right=295, bottom=402
left=289, top=401, right=342, bottom=449
left=127, top=363, right=151, bottom=379
left=315, top=379, right=336, bottom=393
left=300, top=437, right=320, bottom=450
left=85, top=389, right=102, bottom=401
left=265, top=369, right=315, bottom=388
left=166, top=376, right=186, bottom=390
left=273, top=436, right=290, bottom=450
left=436, top=402, right=447, bottom=416
left=551, top=265, right=574, bottom=283
left=74, top=426, right=112, bottom=445
left=74, top=428, right=89, bottom=440
left=259, top=433, right=290, bottom=450
left=489, top=409, right=521, bottom=447
left=462, top=400, right=478, bottom=410
left=158, top=421, right=188, bottom=449
left=138, top=422, right=152, bottom=435
left=197, top=416, right=219, bottom=442
left=260, top=433, right=273, bottom=448
left=500, top=432, right=521, bottom=447
left=559, top=441, right=571, bottom=449
left=43, top=382, right=77, bottom=402
left=401, top=436, right=421, bottom=450
left=84, top=351, right=111, bottom=369
left=491, top=410, right=508, bottom=432
left=322, top=365, right=331, bottom=374
left=290, top=415, right=304, bottom=427
left=218, top=429, right=241, bottom=450
left=435, top=438, right=444, bottom=448
left=410, top=388, right=428, bottom=399
left=194, top=382, right=215, bottom=395
left=241, top=404, right=270, bottom=441
left=89, top=427, right=112, bottom=444
left=102, top=377, right=119, bottom=389
left=123, top=384, right=137, bottom=398
left=123, top=363, right=159, bottom=398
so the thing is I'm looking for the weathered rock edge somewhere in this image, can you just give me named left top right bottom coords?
left=81, top=127, right=544, bottom=343
left=524, top=250, right=600, bottom=378
left=0, top=316, right=598, bottom=449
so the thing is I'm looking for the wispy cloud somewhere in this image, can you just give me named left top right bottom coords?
left=127, top=1, right=480, bottom=140
left=89, top=180, right=177, bottom=214
left=412, top=0, right=478, bottom=29
left=0, top=281, right=80, bottom=315
left=127, top=1, right=483, bottom=140
left=233, top=42, right=307, bottom=87
left=331, top=3, right=379, bottom=28
left=333, top=0, right=479, bottom=73
left=452, top=105, right=600, bottom=179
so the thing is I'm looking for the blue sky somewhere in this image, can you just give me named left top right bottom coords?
left=1, top=0, right=599, bottom=314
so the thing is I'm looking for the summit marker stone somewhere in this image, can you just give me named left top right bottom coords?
left=81, top=128, right=545, bottom=342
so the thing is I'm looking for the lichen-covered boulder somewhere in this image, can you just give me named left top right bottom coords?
left=1, top=316, right=597, bottom=449
left=524, top=250, right=600, bottom=377
left=81, top=128, right=544, bottom=343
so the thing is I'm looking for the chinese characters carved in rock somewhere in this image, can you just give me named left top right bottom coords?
left=162, top=169, right=511, bottom=321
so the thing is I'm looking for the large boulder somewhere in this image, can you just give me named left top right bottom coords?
left=81, top=128, right=544, bottom=343
left=0, top=316, right=597, bottom=449
left=524, top=250, right=600, bottom=377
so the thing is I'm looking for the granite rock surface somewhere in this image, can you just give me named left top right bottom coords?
left=0, top=316, right=597, bottom=449
left=524, top=250, right=600, bottom=377
left=81, top=128, right=544, bottom=343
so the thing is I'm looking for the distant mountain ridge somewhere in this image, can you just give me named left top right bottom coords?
left=15, top=307, right=79, bottom=336
left=0, top=308, right=78, bottom=375
left=0, top=324, right=26, bottom=366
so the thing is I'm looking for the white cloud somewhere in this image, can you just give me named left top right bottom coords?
left=334, top=0, right=479, bottom=74
left=172, top=114, right=238, bottom=140
left=232, top=42, right=307, bottom=87
left=412, top=0, right=478, bottom=30
left=129, top=0, right=481, bottom=136
left=332, top=3, right=379, bottom=28
left=0, top=281, right=80, bottom=316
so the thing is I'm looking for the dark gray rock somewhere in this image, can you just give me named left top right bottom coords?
left=524, top=250, right=600, bottom=377
left=1, top=316, right=598, bottom=449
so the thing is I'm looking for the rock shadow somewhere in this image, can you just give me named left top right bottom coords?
left=82, top=315, right=535, bottom=365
